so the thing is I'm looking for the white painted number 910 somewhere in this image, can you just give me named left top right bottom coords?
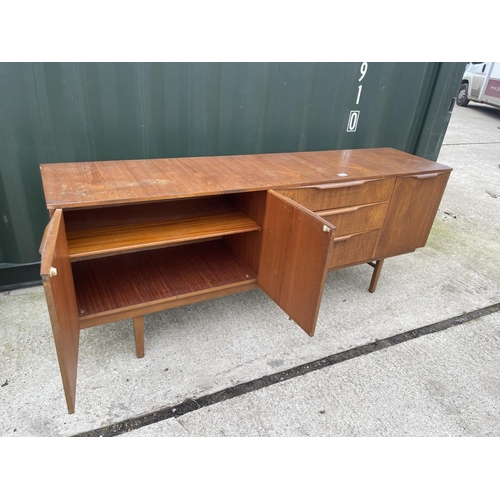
left=347, top=62, right=368, bottom=132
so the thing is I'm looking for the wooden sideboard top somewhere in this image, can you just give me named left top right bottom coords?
left=40, top=147, right=452, bottom=209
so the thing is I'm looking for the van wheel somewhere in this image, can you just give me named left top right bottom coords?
left=457, top=82, right=470, bottom=107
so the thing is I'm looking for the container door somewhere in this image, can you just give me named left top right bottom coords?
left=40, top=209, right=80, bottom=414
left=258, top=191, right=336, bottom=336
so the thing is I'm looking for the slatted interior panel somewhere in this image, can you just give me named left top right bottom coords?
left=72, top=240, right=257, bottom=317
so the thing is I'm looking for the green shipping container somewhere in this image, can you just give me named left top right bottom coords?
left=0, top=62, right=465, bottom=289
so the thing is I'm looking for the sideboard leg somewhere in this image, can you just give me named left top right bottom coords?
left=133, top=316, right=145, bottom=358
left=368, top=259, right=384, bottom=293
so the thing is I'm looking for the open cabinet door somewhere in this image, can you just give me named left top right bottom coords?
left=258, top=191, right=336, bottom=336
left=40, top=210, right=80, bottom=414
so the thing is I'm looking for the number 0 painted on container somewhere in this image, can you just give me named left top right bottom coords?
left=347, top=110, right=360, bottom=132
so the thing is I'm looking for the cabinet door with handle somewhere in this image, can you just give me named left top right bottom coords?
left=375, top=171, right=451, bottom=258
left=257, top=190, right=336, bottom=336
left=40, top=209, right=80, bottom=414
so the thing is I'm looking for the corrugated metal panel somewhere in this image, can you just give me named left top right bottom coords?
left=0, top=63, right=48, bottom=271
left=0, top=62, right=465, bottom=289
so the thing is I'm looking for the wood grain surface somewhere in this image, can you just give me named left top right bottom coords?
left=375, top=172, right=451, bottom=258
left=133, top=316, right=145, bottom=359
left=64, top=196, right=237, bottom=231
left=257, top=190, right=335, bottom=336
left=224, top=191, right=267, bottom=273
left=328, top=229, right=380, bottom=269
left=40, top=148, right=452, bottom=209
left=67, top=211, right=260, bottom=261
left=278, top=178, right=395, bottom=211
left=40, top=210, right=80, bottom=414
left=72, top=240, right=257, bottom=318
left=79, top=282, right=258, bottom=329
left=317, top=202, right=388, bottom=237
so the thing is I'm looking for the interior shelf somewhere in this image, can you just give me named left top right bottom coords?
left=65, top=197, right=261, bottom=261
left=72, top=240, right=258, bottom=320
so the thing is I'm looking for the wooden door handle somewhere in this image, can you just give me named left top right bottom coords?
left=334, top=234, right=354, bottom=242
left=305, top=179, right=379, bottom=190
left=406, top=173, right=442, bottom=180
left=334, top=230, right=372, bottom=242
left=319, top=205, right=363, bottom=216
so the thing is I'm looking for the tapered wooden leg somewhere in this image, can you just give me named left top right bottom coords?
left=133, top=316, right=145, bottom=358
left=368, top=259, right=384, bottom=293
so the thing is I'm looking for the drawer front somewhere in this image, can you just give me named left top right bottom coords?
left=317, top=202, right=388, bottom=237
left=279, top=178, right=395, bottom=211
left=328, top=229, right=380, bottom=269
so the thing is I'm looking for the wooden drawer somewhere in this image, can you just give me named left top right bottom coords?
left=279, top=178, right=395, bottom=211
left=328, top=229, right=380, bottom=269
left=317, top=202, right=388, bottom=237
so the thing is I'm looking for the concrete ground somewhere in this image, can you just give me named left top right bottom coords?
left=1, top=102, right=499, bottom=437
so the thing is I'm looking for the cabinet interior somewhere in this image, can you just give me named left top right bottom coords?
left=64, top=194, right=262, bottom=261
left=66, top=192, right=266, bottom=322
left=73, top=239, right=258, bottom=321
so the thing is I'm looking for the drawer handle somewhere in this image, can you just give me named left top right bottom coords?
left=318, top=201, right=387, bottom=217
left=334, top=229, right=373, bottom=243
left=319, top=205, right=363, bottom=216
left=305, top=179, right=380, bottom=190
left=334, top=234, right=354, bottom=242
left=406, top=173, right=442, bottom=180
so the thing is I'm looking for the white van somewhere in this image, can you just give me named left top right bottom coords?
left=457, top=62, right=500, bottom=109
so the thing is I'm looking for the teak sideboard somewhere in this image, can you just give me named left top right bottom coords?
left=39, top=148, right=452, bottom=413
